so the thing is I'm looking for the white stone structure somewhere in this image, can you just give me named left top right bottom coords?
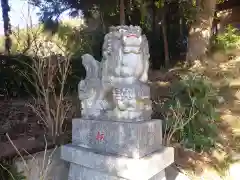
left=78, top=26, right=152, bottom=121
left=61, top=25, right=174, bottom=180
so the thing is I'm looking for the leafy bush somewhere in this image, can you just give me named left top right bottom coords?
left=163, top=73, right=220, bottom=152
left=0, top=160, right=26, bottom=180
left=211, top=25, right=240, bottom=51
left=0, top=19, right=92, bottom=98
left=0, top=55, right=36, bottom=98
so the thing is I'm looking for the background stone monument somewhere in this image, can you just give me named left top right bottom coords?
left=61, top=26, right=174, bottom=180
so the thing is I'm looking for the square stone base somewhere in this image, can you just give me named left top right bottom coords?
left=68, top=164, right=166, bottom=180
left=72, top=118, right=162, bottom=158
left=61, top=144, right=174, bottom=180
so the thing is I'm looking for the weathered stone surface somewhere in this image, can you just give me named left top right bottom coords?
left=68, top=164, right=126, bottom=180
left=61, top=144, right=174, bottom=180
left=61, top=25, right=174, bottom=180
left=68, top=164, right=166, bottom=180
left=78, top=26, right=151, bottom=121
left=108, top=81, right=152, bottom=121
left=72, top=118, right=162, bottom=158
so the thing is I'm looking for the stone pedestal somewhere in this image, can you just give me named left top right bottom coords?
left=61, top=25, right=174, bottom=179
left=61, top=118, right=174, bottom=180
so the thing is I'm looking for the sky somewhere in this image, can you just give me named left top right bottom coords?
left=0, top=0, right=76, bottom=35
left=0, top=0, right=40, bottom=34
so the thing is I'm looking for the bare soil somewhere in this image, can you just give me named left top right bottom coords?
left=0, top=99, right=75, bottom=159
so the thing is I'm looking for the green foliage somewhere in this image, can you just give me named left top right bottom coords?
left=0, top=38, right=5, bottom=52
left=0, top=19, right=91, bottom=98
left=53, top=21, right=93, bottom=57
left=0, top=161, right=26, bottom=180
left=5, top=19, right=92, bottom=57
left=0, top=55, right=36, bottom=97
left=211, top=25, right=240, bottom=52
left=179, top=1, right=198, bottom=26
left=163, top=73, right=220, bottom=152
left=29, top=0, right=194, bottom=67
left=217, top=0, right=226, bottom=4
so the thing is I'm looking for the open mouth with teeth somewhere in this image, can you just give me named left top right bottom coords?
left=122, top=34, right=142, bottom=53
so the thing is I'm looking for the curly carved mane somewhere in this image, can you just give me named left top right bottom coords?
left=140, top=34, right=150, bottom=82
left=101, top=26, right=150, bottom=86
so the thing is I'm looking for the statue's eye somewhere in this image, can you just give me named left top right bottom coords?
left=119, top=29, right=126, bottom=33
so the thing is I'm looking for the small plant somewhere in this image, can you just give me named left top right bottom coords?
left=4, top=133, right=57, bottom=180
left=211, top=25, right=240, bottom=51
left=0, top=161, right=26, bottom=180
left=19, top=40, right=73, bottom=145
left=162, top=73, right=220, bottom=152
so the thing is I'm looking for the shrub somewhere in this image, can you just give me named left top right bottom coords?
left=19, top=43, right=73, bottom=144
left=0, top=160, right=26, bottom=180
left=211, top=25, right=240, bottom=52
left=0, top=135, right=57, bottom=180
left=0, top=55, right=36, bottom=98
left=162, top=73, right=220, bottom=152
left=0, top=19, right=90, bottom=98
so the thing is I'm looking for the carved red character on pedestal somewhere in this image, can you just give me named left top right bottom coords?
left=96, top=131, right=104, bottom=141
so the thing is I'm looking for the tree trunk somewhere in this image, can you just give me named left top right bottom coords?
left=186, top=0, right=217, bottom=65
left=120, top=0, right=125, bottom=25
left=179, top=17, right=183, bottom=37
left=125, top=0, right=132, bottom=25
left=161, top=0, right=170, bottom=67
left=1, top=0, right=11, bottom=55
left=152, top=0, right=156, bottom=35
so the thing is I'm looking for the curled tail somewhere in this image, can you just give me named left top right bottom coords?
left=78, top=54, right=100, bottom=100
left=81, top=54, right=100, bottom=79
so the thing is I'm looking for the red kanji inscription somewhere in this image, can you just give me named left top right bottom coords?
left=96, top=131, right=104, bottom=141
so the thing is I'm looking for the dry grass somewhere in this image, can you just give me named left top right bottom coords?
left=3, top=133, right=57, bottom=180
left=19, top=41, right=73, bottom=144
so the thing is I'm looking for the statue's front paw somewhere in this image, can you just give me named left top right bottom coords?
left=88, top=111, right=101, bottom=119
left=120, top=67, right=134, bottom=77
left=114, top=110, right=141, bottom=120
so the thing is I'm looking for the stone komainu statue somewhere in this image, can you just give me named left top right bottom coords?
left=78, top=26, right=152, bottom=121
